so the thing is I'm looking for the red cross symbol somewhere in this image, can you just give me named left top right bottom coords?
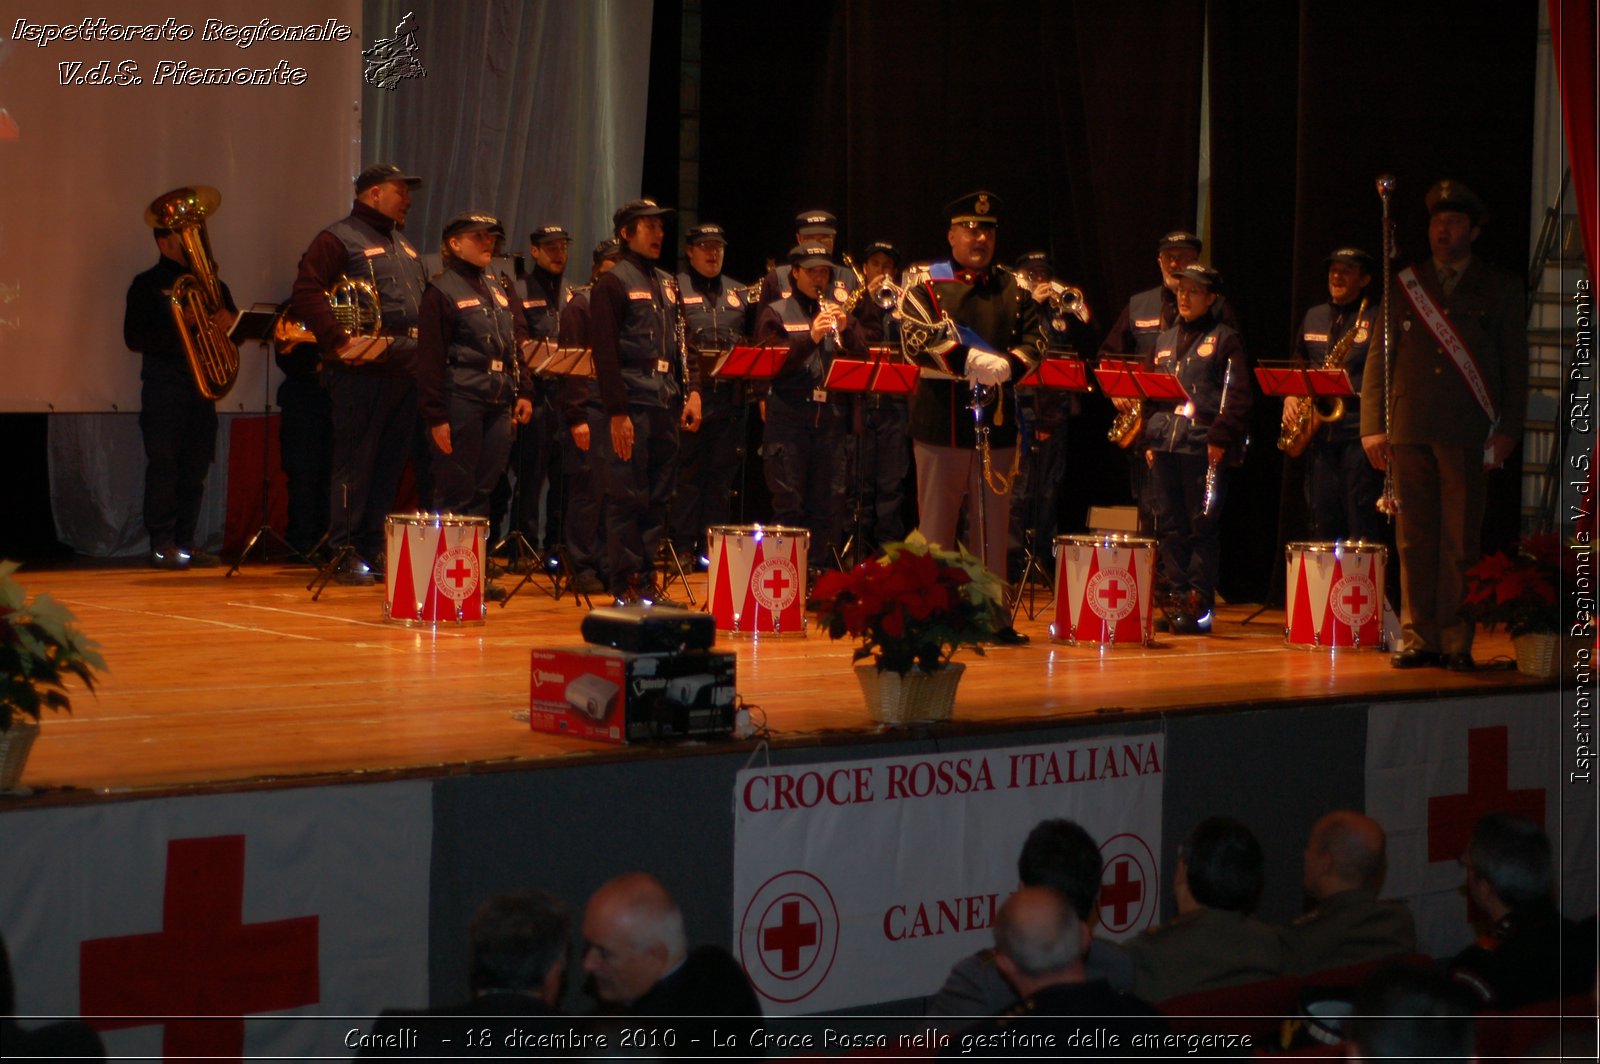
left=1426, top=726, right=1545, bottom=863
left=1100, top=857, right=1144, bottom=927
left=79, top=835, right=320, bottom=1060
left=762, top=567, right=791, bottom=602
left=1098, top=580, right=1129, bottom=611
left=1341, top=582, right=1370, bottom=615
left=445, top=557, right=474, bottom=587
left=761, top=898, right=818, bottom=974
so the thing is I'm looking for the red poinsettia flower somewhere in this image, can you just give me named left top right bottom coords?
left=809, top=533, right=1006, bottom=672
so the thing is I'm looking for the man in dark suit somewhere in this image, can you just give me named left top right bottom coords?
left=1281, top=810, right=1416, bottom=975
left=1124, top=817, right=1284, bottom=1003
left=580, top=873, right=760, bottom=1046
left=359, top=890, right=569, bottom=1056
left=929, top=818, right=1134, bottom=1021
left=945, top=887, right=1164, bottom=1055
left=1448, top=813, right=1593, bottom=1010
left=1360, top=179, right=1528, bottom=672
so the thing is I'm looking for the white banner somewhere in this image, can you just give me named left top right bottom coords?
left=733, top=735, right=1165, bottom=1013
left=1365, top=696, right=1589, bottom=957
left=0, top=781, right=432, bottom=1059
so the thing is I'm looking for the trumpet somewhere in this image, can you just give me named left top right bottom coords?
left=1043, top=281, right=1090, bottom=329
left=145, top=186, right=239, bottom=400
left=870, top=274, right=905, bottom=312
left=875, top=264, right=957, bottom=362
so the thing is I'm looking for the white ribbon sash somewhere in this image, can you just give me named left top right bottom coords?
left=1396, top=266, right=1497, bottom=426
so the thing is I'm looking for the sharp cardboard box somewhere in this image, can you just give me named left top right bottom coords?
left=529, top=646, right=737, bottom=744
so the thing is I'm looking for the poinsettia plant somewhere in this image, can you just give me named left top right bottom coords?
left=811, top=532, right=1007, bottom=673
left=1463, top=533, right=1561, bottom=637
left=1, top=561, right=107, bottom=731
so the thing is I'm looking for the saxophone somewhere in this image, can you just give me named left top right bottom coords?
left=1277, top=295, right=1369, bottom=457
left=1107, top=400, right=1144, bottom=448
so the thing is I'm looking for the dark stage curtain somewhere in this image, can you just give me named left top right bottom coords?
left=695, top=0, right=1206, bottom=537
left=1225, top=0, right=1541, bottom=603
left=697, top=1, right=1204, bottom=315
left=1551, top=0, right=1598, bottom=276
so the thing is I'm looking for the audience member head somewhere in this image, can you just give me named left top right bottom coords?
left=1180, top=816, right=1264, bottom=915
left=1017, top=818, right=1104, bottom=923
left=992, top=886, right=1090, bottom=999
left=467, top=890, right=570, bottom=1005
left=1464, top=813, right=1552, bottom=922
left=1303, top=810, right=1388, bottom=899
left=1345, top=966, right=1475, bottom=1062
left=581, top=873, right=688, bottom=1006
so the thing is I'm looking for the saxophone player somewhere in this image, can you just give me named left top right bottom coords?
left=1283, top=248, right=1386, bottom=543
left=126, top=211, right=238, bottom=570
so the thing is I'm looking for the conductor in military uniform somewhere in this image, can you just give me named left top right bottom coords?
left=904, top=192, right=1044, bottom=642
left=1360, top=180, right=1527, bottom=671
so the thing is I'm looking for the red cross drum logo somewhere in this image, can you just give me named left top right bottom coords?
left=751, top=557, right=800, bottom=613
left=1087, top=566, right=1137, bottom=623
left=1095, top=833, right=1159, bottom=936
left=738, top=870, right=839, bottom=1004
left=433, top=546, right=480, bottom=603
left=1329, top=573, right=1377, bottom=629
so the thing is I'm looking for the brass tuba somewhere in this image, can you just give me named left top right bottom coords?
left=145, top=186, right=238, bottom=400
left=1277, top=295, right=1369, bottom=457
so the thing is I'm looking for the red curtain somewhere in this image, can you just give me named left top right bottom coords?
left=1551, top=0, right=1599, bottom=276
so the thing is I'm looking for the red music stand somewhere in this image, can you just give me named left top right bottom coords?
left=1255, top=361, right=1354, bottom=402
left=1017, top=356, right=1091, bottom=391
left=713, top=345, right=788, bottom=381
left=872, top=361, right=919, bottom=395
left=1095, top=359, right=1190, bottom=406
left=822, top=358, right=875, bottom=392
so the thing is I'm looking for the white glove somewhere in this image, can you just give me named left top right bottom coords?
left=965, top=350, right=1011, bottom=387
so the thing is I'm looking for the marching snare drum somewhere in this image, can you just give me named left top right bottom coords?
left=706, top=524, right=810, bottom=637
left=1284, top=540, right=1387, bottom=650
left=384, top=512, right=490, bottom=626
left=1050, top=534, right=1156, bottom=646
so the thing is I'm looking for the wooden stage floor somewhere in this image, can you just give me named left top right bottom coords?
left=5, top=560, right=1543, bottom=800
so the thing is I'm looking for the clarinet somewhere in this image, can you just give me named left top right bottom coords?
left=1203, top=354, right=1234, bottom=517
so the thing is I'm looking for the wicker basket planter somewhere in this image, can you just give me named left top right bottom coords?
left=856, top=662, right=964, bottom=724
left=0, top=722, right=40, bottom=791
left=1512, top=632, right=1560, bottom=680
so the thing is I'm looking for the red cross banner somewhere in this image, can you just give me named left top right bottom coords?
left=0, top=781, right=431, bottom=1059
left=1365, top=701, right=1593, bottom=957
left=733, top=735, right=1164, bottom=1012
